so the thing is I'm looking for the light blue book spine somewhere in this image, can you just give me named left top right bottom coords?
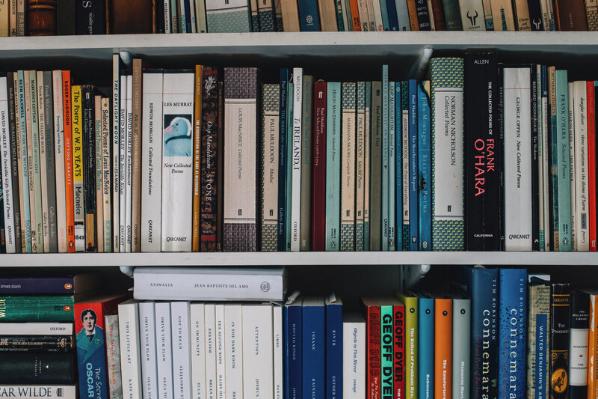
left=395, top=82, right=403, bottom=251
left=388, top=81, right=396, bottom=251
left=379, top=0, right=389, bottom=30
left=381, top=65, right=390, bottom=251
left=555, top=70, right=572, bottom=251
left=364, top=82, right=372, bottom=250
left=418, top=297, right=434, bottom=399
left=326, top=82, right=341, bottom=251
left=395, top=0, right=410, bottom=30
left=408, top=80, right=418, bottom=251
left=417, top=82, right=431, bottom=250
left=286, top=81, right=294, bottom=251
left=17, top=71, right=31, bottom=253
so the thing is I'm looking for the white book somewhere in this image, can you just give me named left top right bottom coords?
left=155, top=302, right=174, bottom=399
left=164, top=0, right=171, bottom=33
left=224, top=304, right=242, bottom=399
left=0, top=322, right=73, bottom=335
left=105, top=314, right=123, bottom=399
left=161, top=72, right=194, bottom=252
left=171, top=302, right=192, bottom=399
left=126, top=75, right=133, bottom=253
left=133, top=267, right=286, bottom=301
left=573, top=81, right=589, bottom=251
left=118, top=75, right=127, bottom=253
left=52, top=70, right=66, bottom=253
left=139, top=302, right=158, bottom=399
left=290, top=68, right=302, bottom=252
left=273, top=304, right=283, bottom=399
left=569, top=309, right=589, bottom=390
left=0, top=76, right=15, bottom=253
left=118, top=300, right=142, bottom=399
left=189, top=0, right=197, bottom=32
left=343, top=314, right=365, bottom=399
left=569, top=83, right=576, bottom=249
left=0, top=386, right=77, bottom=399
left=204, top=304, right=217, bottom=399
left=458, top=0, right=486, bottom=30
left=141, top=73, right=164, bottom=252
left=112, top=55, right=120, bottom=252
left=215, top=304, right=226, bottom=399
left=369, top=0, right=383, bottom=30
left=242, top=304, right=273, bottom=399
left=503, top=67, right=532, bottom=251
left=190, top=303, right=207, bottom=399
left=36, top=71, right=49, bottom=253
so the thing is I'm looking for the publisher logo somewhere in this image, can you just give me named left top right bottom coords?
left=64, top=283, right=73, bottom=290
left=551, top=368, right=568, bottom=393
left=260, top=281, right=271, bottom=293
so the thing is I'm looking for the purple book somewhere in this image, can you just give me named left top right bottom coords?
left=0, top=274, right=100, bottom=295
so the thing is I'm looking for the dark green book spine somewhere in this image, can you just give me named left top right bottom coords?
left=441, top=0, right=462, bottom=30
left=0, top=296, right=74, bottom=322
left=0, top=352, right=75, bottom=384
left=369, top=81, right=382, bottom=251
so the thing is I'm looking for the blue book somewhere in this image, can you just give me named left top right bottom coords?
left=379, top=0, right=389, bottom=30
left=285, top=292, right=303, bottom=399
left=326, top=82, right=341, bottom=251
left=418, top=297, right=434, bottom=399
left=278, top=69, right=289, bottom=251
left=417, top=82, right=431, bottom=250
left=394, top=82, right=403, bottom=251
left=388, top=81, right=396, bottom=251
left=408, top=80, right=418, bottom=251
left=400, top=81, right=409, bottom=250
left=298, top=0, right=321, bottom=30
left=325, top=295, right=343, bottom=399
left=382, top=66, right=390, bottom=251
left=498, top=268, right=528, bottom=399
left=302, top=297, right=326, bottom=399
left=184, top=0, right=192, bottom=32
left=395, top=0, right=410, bottom=30
left=386, top=0, right=399, bottom=30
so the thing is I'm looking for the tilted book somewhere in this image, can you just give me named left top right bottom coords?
left=261, top=83, right=280, bottom=251
left=340, top=82, right=356, bottom=251
left=161, top=72, right=194, bottom=252
left=223, top=67, right=258, bottom=251
left=430, top=57, right=464, bottom=250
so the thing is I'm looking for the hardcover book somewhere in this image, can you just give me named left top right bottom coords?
left=75, top=0, right=105, bottom=34
left=0, top=295, right=73, bottom=321
left=555, top=0, right=588, bottom=30
left=0, top=353, right=74, bottom=384
left=458, top=0, right=485, bottom=30
left=0, top=386, right=76, bottom=399
left=205, top=0, right=251, bottom=32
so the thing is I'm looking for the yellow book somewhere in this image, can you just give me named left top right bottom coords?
left=71, top=85, right=85, bottom=252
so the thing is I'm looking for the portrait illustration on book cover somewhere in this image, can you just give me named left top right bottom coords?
left=76, top=308, right=105, bottom=367
left=163, top=114, right=192, bottom=156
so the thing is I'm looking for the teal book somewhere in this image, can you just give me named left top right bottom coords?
left=400, top=81, right=409, bottom=251
left=0, top=296, right=74, bottom=322
left=379, top=0, right=389, bottom=30
left=340, top=82, right=356, bottom=251
left=430, top=57, right=465, bottom=251
left=381, top=66, right=390, bottom=251
left=364, top=82, right=372, bottom=251
left=394, top=82, right=403, bottom=251
left=388, top=81, right=396, bottom=251
left=381, top=304, right=394, bottom=399
left=555, top=70, right=572, bottom=251
left=16, top=71, right=32, bottom=253
left=206, top=0, right=251, bottom=32
left=326, top=82, right=341, bottom=251
left=286, top=80, right=294, bottom=251
left=549, top=68, right=559, bottom=251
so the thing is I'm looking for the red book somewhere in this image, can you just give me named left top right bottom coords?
left=311, top=80, right=327, bottom=251
left=588, top=81, right=597, bottom=251
left=62, top=71, right=75, bottom=253
left=393, top=304, right=405, bottom=399
left=434, top=298, right=452, bottom=399
left=363, top=298, right=381, bottom=399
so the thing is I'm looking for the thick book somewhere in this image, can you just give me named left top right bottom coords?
left=498, top=268, right=527, bottom=399
left=417, top=297, right=433, bottom=399
left=343, top=313, right=365, bottom=399
left=74, top=295, right=125, bottom=399
left=569, top=290, right=589, bottom=399
left=326, top=81, right=341, bottom=251
left=298, top=0, right=321, bottom=29
left=141, top=72, right=163, bottom=253
left=550, top=283, right=570, bottom=399
left=118, top=300, right=142, bottom=399
left=417, top=81, right=431, bottom=250
left=512, top=0, right=531, bottom=29
left=340, top=82, right=356, bottom=251
left=458, top=0, right=485, bottom=30
left=0, top=386, right=76, bottom=399
left=527, top=275, right=550, bottom=399
left=0, top=353, right=75, bottom=384
left=464, top=52, right=501, bottom=251
left=109, top=0, right=154, bottom=33
left=161, top=71, right=194, bottom=252
left=133, top=267, right=286, bottom=301
left=490, top=0, right=515, bottom=29
left=0, top=274, right=102, bottom=294
left=434, top=298, right=452, bottom=399
left=398, top=295, right=417, bottom=399
left=261, top=83, right=280, bottom=251
left=452, top=298, right=470, bottom=399
left=223, top=67, right=258, bottom=251
left=0, top=335, right=72, bottom=352
left=503, top=66, right=532, bottom=251
left=430, top=57, right=464, bottom=250
left=311, top=80, right=327, bottom=251
left=0, top=295, right=73, bottom=321
left=326, top=295, right=342, bottom=399
left=528, top=0, right=543, bottom=29
left=284, top=292, right=302, bottom=399
left=205, top=0, right=251, bottom=31
left=243, top=304, right=274, bottom=399
left=555, top=0, right=588, bottom=29
left=57, top=0, right=75, bottom=34
left=75, top=0, right=105, bottom=33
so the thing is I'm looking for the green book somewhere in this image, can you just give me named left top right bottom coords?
left=401, top=81, right=409, bottom=251
left=0, top=296, right=74, bottom=322
left=556, top=70, right=572, bottom=251
left=381, top=66, right=389, bottom=251
left=369, top=81, right=382, bottom=251
left=363, top=82, right=372, bottom=251
left=400, top=294, right=418, bottom=399
left=388, top=81, right=396, bottom=251
left=286, top=81, right=293, bottom=251
left=381, top=304, right=394, bottom=399
left=326, top=82, right=341, bottom=251
left=430, top=57, right=465, bottom=251
left=340, top=82, right=356, bottom=251
left=549, top=68, right=559, bottom=250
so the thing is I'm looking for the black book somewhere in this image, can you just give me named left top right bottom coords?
left=0, top=352, right=75, bottom=384
left=6, top=73, right=21, bottom=254
left=531, top=66, right=540, bottom=251
left=528, top=0, right=543, bottom=30
left=75, top=0, right=106, bottom=34
left=464, top=52, right=502, bottom=250
left=82, top=86, right=96, bottom=252
left=0, top=335, right=74, bottom=352
left=156, top=0, right=165, bottom=33
left=277, top=69, right=289, bottom=251
left=57, top=0, right=76, bottom=35
left=415, top=0, right=432, bottom=30
left=570, top=290, right=589, bottom=399
left=550, top=283, right=570, bottom=399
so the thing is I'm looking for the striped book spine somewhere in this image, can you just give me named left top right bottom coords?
left=430, top=57, right=464, bottom=250
left=381, top=66, right=389, bottom=251
left=261, top=83, right=280, bottom=251
left=340, top=82, right=356, bottom=251
left=223, top=67, right=258, bottom=251
left=355, top=82, right=366, bottom=251
left=325, top=82, right=341, bottom=251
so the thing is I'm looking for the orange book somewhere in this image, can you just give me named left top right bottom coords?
left=406, top=0, right=419, bottom=30
left=62, top=71, right=75, bottom=253
left=434, top=298, right=452, bottom=399
left=349, top=0, right=361, bottom=30
left=588, top=293, right=598, bottom=399
left=192, top=65, right=203, bottom=252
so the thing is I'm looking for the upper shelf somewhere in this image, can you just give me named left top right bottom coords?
left=0, top=251, right=596, bottom=267
left=2, top=32, right=598, bottom=59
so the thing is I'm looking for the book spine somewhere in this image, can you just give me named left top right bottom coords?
left=125, top=76, right=133, bottom=252
left=355, top=81, right=366, bottom=250
left=204, top=304, right=216, bottom=399
left=381, top=305, right=394, bottom=399
left=587, top=0, right=598, bottom=30
left=244, top=305, right=274, bottom=399
left=297, top=0, right=322, bottom=29
left=555, top=0, right=588, bottom=30
left=155, top=302, right=174, bottom=399
left=325, top=82, right=341, bottom=251
left=119, top=301, right=142, bottom=399
left=261, top=83, right=280, bottom=251
left=0, top=77, right=14, bottom=253
left=528, top=0, right=543, bottom=29
left=71, top=85, right=84, bottom=252
left=531, top=66, right=539, bottom=251
left=366, top=304, right=381, bottom=399
left=311, top=80, right=327, bottom=250
left=414, top=0, right=430, bottom=29
left=589, top=80, right=597, bottom=251
left=101, top=97, right=111, bottom=251
left=400, top=81, right=409, bottom=250
left=285, top=79, right=293, bottom=250
left=0, top=322, right=73, bottom=336
left=94, top=95, right=102, bottom=251
left=369, top=81, right=381, bottom=250
left=556, top=70, right=572, bottom=251
left=290, top=68, right=302, bottom=251
left=541, top=66, right=551, bottom=251
left=7, top=73, right=21, bottom=253
left=434, top=298, right=452, bottom=399
left=417, top=81, right=431, bottom=250
left=498, top=268, right=528, bottom=399
left=573, top=81, right=590, bottom=251
left=35, top=71, right=49, bottom=253
left=118, top=75, right=127, bottom=253
left=105, top=314, right=123, bottom=399
left=75, top=0, right=105, bottom=33
left=326, top=303, right=343, bottom=399
left=430, top=57, right=464, bottom=250
left=393, top=304, right=405, bottom=399
left=222, top=68, right=258, bottom=251
left=41, top=71, right=57, bottom=253
left=277, top=69, right=289, bottom=250
left=141, top=73, right=163, bottom=253
left=364, top=82, right=371, bottom=249
left=381, top=70, right=390, bottom=251
left=190, top=303, right=206, bottom=399
left=224, top=305, right=242, bottom=399
left=344, top=319, right=365, bottom=399
left=192, top=67, right=202, bottom=252
left=458, top=0, right=485, bottom=30
left=300, top=75, right=313, bottom=251
left=112, top=55, right=120, bottom=252
left=570, top=291, right=589, bottom=399
left=0, top=353, right=74, bottom=384
left=408, top=80, right=418, bottom=251
left=258, top=0, right=276, bottom=31
left=27, top=70, right=43, bottom=253
left=128, top=61, right=140, bottom=253
left=527, top=283, right=550, bottom=399
left=0, top=335, right=73, bottom=352
left=60, top=71, right=73, bottom=252
left=451, top=299, right=470, bottom=399
left=16, top=71, right=31, bottom=253
left=588, top=294, right=598, bottom=398
left=274, top=304, right=284, bottom=399
left=550, top=283, right=571, bottom=399
left=569, top=82, right=576, bottom=251
left=215, top=304, right=225, bottom=399
left=417, top=298, right=433, bottom=399
left=440, top=0, right=462, bottom=29
left=341, top=81, right=356, bottom=251
left=0, top=386, right=76, bottom=399
left=138, top=302, right=157, bottom=399
left=490, top=0, right=515, bottom=29
left=513, top=0, right=531, bottom=29
left=303, top=302, right=325, bottom=399
left=388, top=81, right=396, bottom=249
left=83, top=88, right=96, bottom=252
left=0, top=296, right=73, bottom=322
left=15, top=0, right=24, bottom=35
left=401, top=296, right=417, bottom=399
left=540, top=0, right=554, bottom=29
left=171, top=302, right=192, bottom=399
left=284, top=303, right=302, bottom=399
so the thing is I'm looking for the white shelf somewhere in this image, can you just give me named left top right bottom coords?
left=1, top=31, right=598, bottom=59
left=0, top=251, right=595, bottom=267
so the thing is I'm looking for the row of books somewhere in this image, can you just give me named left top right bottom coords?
left=6, top=0, right=598, bottom=37
left=0, top=54, right=596, bottom=254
